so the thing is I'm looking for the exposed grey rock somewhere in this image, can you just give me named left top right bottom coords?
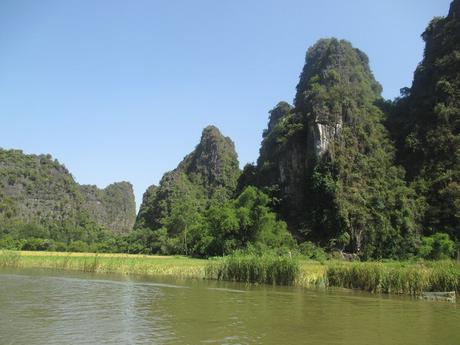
left=79, top=182, right=136, bottom=234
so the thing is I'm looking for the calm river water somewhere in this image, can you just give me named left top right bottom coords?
left=0, top=269, right=459, bottom=345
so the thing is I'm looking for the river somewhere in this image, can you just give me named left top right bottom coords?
left=0, top=269, right=458, bottom=345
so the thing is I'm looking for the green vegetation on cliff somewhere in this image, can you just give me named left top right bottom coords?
left=387, top=0, right=460, bottom=245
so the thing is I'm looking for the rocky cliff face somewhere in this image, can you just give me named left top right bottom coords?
left=254, top=40, right=383, bottom=228
left=0, top=149, right=81, bottom=225
left=136, top=125, right=240, bottom=229
left=0, top=148, right=136, bottom=234
left=256, top=102, right=308, bottom=211
left=79, top=182, right=136, bottom=234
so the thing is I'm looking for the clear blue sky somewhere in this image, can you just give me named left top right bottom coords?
left=0, top=0, right=452, bottom=210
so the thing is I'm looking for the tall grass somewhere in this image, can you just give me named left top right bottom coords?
left=0, top=251, right=206, bottom=278
left=326, top=261, right=459, bottom=294
left=0, top=250, right=20, bottom=268
left=205, top=252, right=299, bottom=285
left=297, top=261, right=327, bottom=287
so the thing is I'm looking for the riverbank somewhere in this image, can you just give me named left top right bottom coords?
left=1, top=250, right=458, bottom=296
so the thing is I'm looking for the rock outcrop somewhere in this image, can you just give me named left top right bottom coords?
left=79, top=182, right=136, bottom=234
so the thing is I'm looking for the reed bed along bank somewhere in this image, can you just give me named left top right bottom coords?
left=205, top=254, right=459, bottom=294
left=0, top=250, right=206, bottom=278
left=1, top=250, right=458, bottom=295
left=205, top=252, right=300, bottom=285
left=326, top=260, right=459, bottom=295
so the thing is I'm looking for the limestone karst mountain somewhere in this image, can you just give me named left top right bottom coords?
left=242, top=38, right=418, bottom=257
left=0, top=149, right=136, bottom=238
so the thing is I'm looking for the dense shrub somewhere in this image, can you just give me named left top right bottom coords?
left=21, top=238, right=55, bottom=251
left=418, top=233, right=455, bottom=259
left=68, top=240, right=90, bottom=253
left=298, top=241, right=327, bottom=262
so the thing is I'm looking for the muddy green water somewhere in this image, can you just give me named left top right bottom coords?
left=0, top=269, right=459, bottom=345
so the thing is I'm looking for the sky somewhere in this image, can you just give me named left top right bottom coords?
left=0, top=0, right=453, bottom=210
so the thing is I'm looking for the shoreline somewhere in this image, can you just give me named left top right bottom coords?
left=1, top=250, right=458, bottom=299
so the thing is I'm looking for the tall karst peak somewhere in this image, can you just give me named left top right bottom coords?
left=295, top=38, right=382, bottom=158
left=246, top=38, right=418, bottom=257
left=255, top=38, right=385, bottom=210
left=136, top=125, right=240, bottom=230
left=179, top=125, right=239, bottom=194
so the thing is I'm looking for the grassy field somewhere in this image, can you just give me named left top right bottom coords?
left=0, top=250, right=206, bottom=278
left=1, top=250, right=458, bottom=295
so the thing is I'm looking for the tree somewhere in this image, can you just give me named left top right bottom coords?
left=418, top=233, right=456, bottom=259
left=165, top=196, right=203, bottom=255
left=193, top=187, right=294, bottom=257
